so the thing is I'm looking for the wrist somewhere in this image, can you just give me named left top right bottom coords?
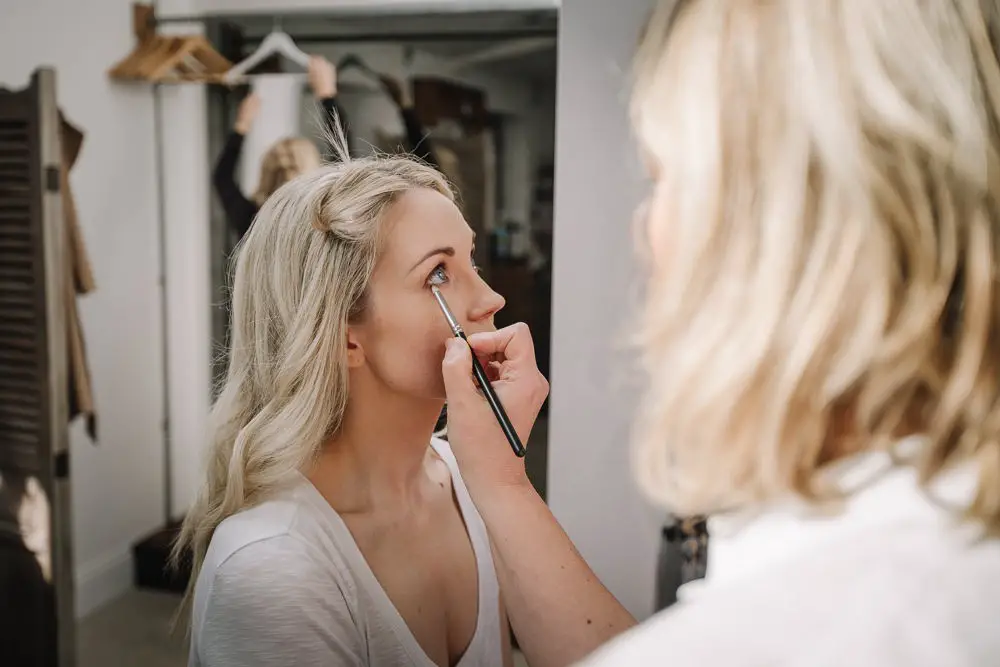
left=470, top=476, right=543, bottom=532
left=315, top=86, right=337, bottom=100
left=462, top=464, right=535, bottom=504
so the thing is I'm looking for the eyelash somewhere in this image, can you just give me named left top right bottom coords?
left=427, top=255, right=480, bottom=287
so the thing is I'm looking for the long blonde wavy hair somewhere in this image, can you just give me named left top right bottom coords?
left=173, top=127, right=452, bottom=611
left=631, top=0, right=1000, bottom=530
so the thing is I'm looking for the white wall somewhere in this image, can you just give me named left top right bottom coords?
left=0, top=0, right=166, bottom=617
left=548, top=0, right=664, bottom=620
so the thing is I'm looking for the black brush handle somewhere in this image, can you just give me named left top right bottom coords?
left=459, top=331, right=526, bottom=458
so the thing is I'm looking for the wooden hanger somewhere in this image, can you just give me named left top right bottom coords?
left=109, top=3, right=233, bottom=84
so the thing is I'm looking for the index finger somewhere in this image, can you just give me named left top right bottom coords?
left=466, top=322, right=537, bottom=367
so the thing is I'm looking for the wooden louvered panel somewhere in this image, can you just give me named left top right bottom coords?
left=0, top=328, right=38, bottom=354
left=0, top=291, right=36, bottom=314
left=0, top=407, right=43, bottom=436
left=0, top=243, right=32, bottom=259
left=0, top=348, right=39, bottom=370
left=0, top=106, right=41, bottom=482
left=0, top=394, right=42, bottom=419
left=0, top=364, right=41, bottom=385
left=0, top=68, right=74, bottom=667
left=0, top=445, right=41, bottom=476
left=0, top=376, right=42, bottom=402
left=0, top=393, right=42, bottom=420
left=0, top=238, right=33, bottom=257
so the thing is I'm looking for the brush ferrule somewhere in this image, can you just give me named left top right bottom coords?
left=431, top=286, right=464, bottom=335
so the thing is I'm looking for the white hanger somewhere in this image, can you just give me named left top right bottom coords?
left=224, top=21, right=310, bottom=84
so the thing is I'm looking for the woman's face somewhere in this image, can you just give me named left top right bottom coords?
left=349, top=187, right=505, bottom=399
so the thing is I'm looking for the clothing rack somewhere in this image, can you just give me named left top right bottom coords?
left=153, top=7, right=558, bottom=46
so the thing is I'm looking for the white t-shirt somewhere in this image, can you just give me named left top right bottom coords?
left=189, top=438, right=503, bottom=667
left=581, top=436, right=1000, bottom=666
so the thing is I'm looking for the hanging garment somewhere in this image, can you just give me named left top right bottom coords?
left=239, top=74, right=306, bottom=195
left=213, top=95, right=342, bottom=239
left=58, top=111, right=97, bottom=440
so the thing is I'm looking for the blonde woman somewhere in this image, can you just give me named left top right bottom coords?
left=441, top=1, right=1000, bottom=666
left=211, top=57, right=334, bottom=238
left=213, top=57, right=439, bottom=239
left=180, top=124, right=513, bottom=666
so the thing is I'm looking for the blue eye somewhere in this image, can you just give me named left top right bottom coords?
left=427, top=264, right=449, bottom=287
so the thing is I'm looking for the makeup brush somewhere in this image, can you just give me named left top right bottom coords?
left=431, top=285, right=526, bottom=458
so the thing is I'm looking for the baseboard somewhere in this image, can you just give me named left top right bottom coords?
left=75, top=547, right=132, bottom=619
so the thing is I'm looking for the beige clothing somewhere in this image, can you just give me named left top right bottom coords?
left=59, top=112, right=96, bottom=439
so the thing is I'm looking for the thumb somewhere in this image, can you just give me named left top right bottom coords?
left=441, top=338, right=477, bottom=400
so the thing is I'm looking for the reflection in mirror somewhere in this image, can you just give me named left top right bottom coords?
left=205, top=7, right=558, bottom=502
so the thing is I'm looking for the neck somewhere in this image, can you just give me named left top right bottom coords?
left=308, top=380, right=444, bottom=513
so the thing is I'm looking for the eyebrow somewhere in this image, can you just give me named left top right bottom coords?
left=408, top=232, right=477, bottom=274
left=409, top=246, right=455, bottom=273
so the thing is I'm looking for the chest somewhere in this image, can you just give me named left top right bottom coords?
left=344, top=492, right=481, bottom=667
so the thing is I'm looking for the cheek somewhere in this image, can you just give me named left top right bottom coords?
left=366, top=295, right=455, bottom=398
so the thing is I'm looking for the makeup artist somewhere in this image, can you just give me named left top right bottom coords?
left=212, top=56, right=337, bottom=239
left=440, top=1, right=1000, bottom=666
left=212, top=57, right=438, bottom=239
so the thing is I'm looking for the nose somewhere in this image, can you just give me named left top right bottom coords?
left=467, top=276, right=505, bottom=326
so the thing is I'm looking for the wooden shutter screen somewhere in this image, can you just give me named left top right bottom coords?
left=0, top=67, right=75, bottom=667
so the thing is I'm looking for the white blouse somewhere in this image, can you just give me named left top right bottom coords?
left=581, top=436, right=1000, bottom=666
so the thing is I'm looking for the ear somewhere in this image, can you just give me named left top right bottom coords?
left=346, top=325, right=366, bottom=368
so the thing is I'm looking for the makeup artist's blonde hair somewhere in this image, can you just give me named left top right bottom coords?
left=173, top=123, right=452, bottom=613
left=251, top=137, right=322, bottom=207
left=631, top=0, right=1000, bottom=529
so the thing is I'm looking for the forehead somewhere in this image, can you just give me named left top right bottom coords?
left=381, top=188, right=473, bottom=260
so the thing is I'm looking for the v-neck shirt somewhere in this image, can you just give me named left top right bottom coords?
left=189, top=438, right=503, bottom=667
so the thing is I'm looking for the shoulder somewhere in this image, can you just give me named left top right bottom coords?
left=199, top=489, right=358, bottom=598
left=198, top=526, right=349, bottom=622
left=194, top=492, right=362, bottom=626
left=193, top=521, right=366, bottom=665
left=582, top=529, right=1000, bottom=666
left=200, top=495, right=301, bottom=573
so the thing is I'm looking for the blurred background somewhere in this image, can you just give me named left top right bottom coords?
left=0, top=1, right=696, bottom=665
